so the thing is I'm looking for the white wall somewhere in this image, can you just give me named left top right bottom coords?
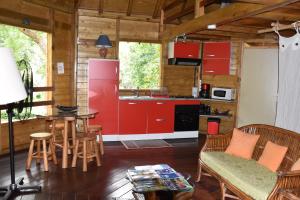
left=237, top=47, right=278, bottom=127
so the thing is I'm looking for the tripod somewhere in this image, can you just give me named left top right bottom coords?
left=0, top=104, right=41, bottom=200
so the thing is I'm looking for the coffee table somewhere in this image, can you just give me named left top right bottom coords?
left=127, top=164, right=193, bottom=200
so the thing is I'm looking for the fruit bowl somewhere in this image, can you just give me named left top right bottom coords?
left=56, top=105, right=78, bottom=112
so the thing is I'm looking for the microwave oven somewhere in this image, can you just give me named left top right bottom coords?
left=211, top=87, right=235, bottom=100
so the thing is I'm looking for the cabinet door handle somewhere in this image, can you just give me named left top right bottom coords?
left=156, top=102, right=164, bottom=105
left=155, top=118, right=165, bottom=122
left=115, top=66, right=118, bottom=77
left=128, top=102, right=137, bottom=105
left=115, top=84, right=117, bottom=94
left=187, top=54, right=193, bottom=57
left=205, top=70, right=215, bottom=73
left=207, top=54, right=215, bottom=57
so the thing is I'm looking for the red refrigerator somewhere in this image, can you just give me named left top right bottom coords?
left=88, top=59, right=119, bottom=135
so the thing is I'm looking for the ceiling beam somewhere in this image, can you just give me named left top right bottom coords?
left=187, top=33, right=230, bottom=40
left=162, top=0, right=300, bottom=41
left=164, top=0, right=185, bottom=11
left=98, top=0, right=104, bottom=14
left=164, top=5, right=194, bottom=23
left=216, top=25, right=259, bottom=34
left=127, top=0, right=134, bottom=16
left=196, top=30, right=259, bottom=38
left=153, top=0, right=166, bottom=19
left=74, top=0, right=81, bottom=10
left=252, top=11, right=300, bottom=22
left=23, top=0, right=74, bottom=13
left=195, top=0, right=205, bottom=18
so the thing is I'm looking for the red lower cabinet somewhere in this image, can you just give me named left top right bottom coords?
left=147, top=101, right=174, bottom=133
left=119, top=100, right=148, bottom=134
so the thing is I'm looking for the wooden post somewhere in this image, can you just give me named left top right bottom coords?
left=159, top=9, right=164, bottom=38
left=195, top=0, right=204, bottom=18
left=115, top=18, right=120, bottom=59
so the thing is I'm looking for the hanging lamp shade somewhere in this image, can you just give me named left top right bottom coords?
left=0, top=48, right=27, bottom=105
left=96, top=35, right=112, bottom=48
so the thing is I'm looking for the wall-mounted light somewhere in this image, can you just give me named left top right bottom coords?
left=95, top=34, right=112, bottom=58
left=207, top=24, right=217, bottom=30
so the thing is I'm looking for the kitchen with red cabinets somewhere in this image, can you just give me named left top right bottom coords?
left=87, top=41, right=234, bottom=141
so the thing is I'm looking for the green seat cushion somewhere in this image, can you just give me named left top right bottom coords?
left=201, top=151, right=277, bottom=200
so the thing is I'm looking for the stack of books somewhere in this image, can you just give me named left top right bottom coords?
left=127, top=164, right=193, bottom=193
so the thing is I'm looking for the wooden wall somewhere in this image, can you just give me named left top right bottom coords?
left=76, top=9, right=160, bottom=113
left=76, top=8, right=242, bottom=134
left=0, top=0, right=75, bottom=154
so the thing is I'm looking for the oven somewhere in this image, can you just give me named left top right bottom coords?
left=174, top=105, right=200, bottom=131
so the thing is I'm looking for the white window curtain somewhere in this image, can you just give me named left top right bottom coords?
left=275, top=28, right=300, bottom=133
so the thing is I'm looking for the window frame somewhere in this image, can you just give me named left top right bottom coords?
left=118, top=40, right=162, bottom=91
left=0, top=24, right=53, bottom=120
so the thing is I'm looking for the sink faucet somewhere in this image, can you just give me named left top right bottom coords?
left=133, top=87, right=140, bottom=97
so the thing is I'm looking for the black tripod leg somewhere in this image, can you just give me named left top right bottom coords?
left=19, top=185, right=41, bottom=192
left=2, top=189, right=12, bottom=200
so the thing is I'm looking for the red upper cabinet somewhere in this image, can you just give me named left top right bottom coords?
left=202, top=59, right=230, bottom=75
left=203, top=42, right=231, bottom=59
left=89, top=59, right=119, bottom=80
left=168, top=42, right=200, bottom=59
left=202, top=42, right=231, bottom=75
left=147, top=101, right=174, bottom=133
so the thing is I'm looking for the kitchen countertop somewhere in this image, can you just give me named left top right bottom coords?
left=119, top=96, right=202, bottom=101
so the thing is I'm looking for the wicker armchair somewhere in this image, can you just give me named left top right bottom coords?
left=197, top=124, right=300, bottom=200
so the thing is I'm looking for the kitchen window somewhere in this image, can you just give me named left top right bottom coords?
left=119, top=41, right=161, bottom=89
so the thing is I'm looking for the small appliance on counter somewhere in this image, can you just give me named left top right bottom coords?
left=192, top=87, right=198, bottom=98
left=199, top=83, right=210, bottom=98
left=207, top=118, right=221, bottom=135
left=211, top=87, right=235, bottom=100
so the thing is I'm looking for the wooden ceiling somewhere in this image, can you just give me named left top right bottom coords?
left=32, top=0, right=300, bottom=40
left=76, top=0, right=300, bottom=40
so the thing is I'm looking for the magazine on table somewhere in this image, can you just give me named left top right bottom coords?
left=127, top=164, right=193, bottom=192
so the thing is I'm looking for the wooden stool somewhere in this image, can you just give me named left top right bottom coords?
left=71, top=135, right=101, bottom=172
left=26, top=132, right=57, bottom=172
left=88, top=125, right=104, bottom=155
left=48, top=116, right=76, bottom=168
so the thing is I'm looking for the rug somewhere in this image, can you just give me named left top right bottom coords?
left=121, top=139, right=173, bottom=149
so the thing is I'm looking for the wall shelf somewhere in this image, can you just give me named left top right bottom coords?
left=199, top=114, right=232, bottom=119
left=199, top=98, right=236, bottom=103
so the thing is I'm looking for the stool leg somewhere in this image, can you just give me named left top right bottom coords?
left=71, top=120, right=76, bottom=155
left=99, top=134, right=104, bottom=155
left=42, top=139, right=49, bottom=172
left=94, top=140, right=101, bottom=167
left=36, top=140, right=41, bottom=164
left=72, top=140, right=79, bottom=168
left=26, top=140, right=35, bottom=170
left=83, top=140, right=87, bottom=172
left=49, top=138, right=57, bottom=165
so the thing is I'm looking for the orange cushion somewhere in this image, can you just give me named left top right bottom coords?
left=225, top=128, right=260, bottom=160
left=257, top=141, right=288, bottom=172
left=291, top=158, right=300, bottom=171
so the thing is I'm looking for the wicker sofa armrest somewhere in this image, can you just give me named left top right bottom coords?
left=269, top=170, right=300, bottom=198
left=201, top=131, right=233, bottom=153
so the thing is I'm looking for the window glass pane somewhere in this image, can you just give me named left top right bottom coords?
left=0, top=23, right=50, bottom=121
left=119, top=41, right=160, bottom=89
